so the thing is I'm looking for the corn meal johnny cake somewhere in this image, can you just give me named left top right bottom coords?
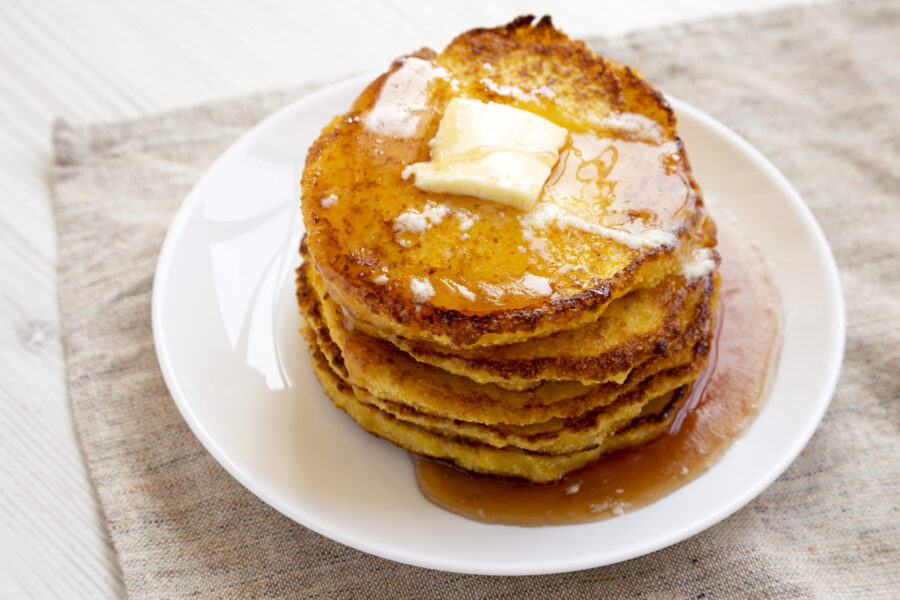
left=298, top=252, right=715, bottom=424
left=297, top=16, right=720, bottom=484
left=298, top=264, right=713, bottom=456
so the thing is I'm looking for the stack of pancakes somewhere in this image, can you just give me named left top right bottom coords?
left=297, top=17, right=720, bottom=483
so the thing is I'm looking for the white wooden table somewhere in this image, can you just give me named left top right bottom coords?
left=0, top=0, right=807, bottom=596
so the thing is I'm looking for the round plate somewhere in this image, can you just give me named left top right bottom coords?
left=152, top=73, right=844, bottom=575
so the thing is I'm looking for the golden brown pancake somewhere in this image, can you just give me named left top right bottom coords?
left=301, top=319, right=693, bottom=483
left=297, top=256, right=714, bottom=427
left=298, top=261, right=711, bottom=447
left=296, top=17, right=720, bottom=484
left=301, top=16, right=714, bottom=348
left=340, top=267, right=715, bottom=389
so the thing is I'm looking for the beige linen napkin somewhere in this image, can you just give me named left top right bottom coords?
left=53, top=1, right=899, bottom=597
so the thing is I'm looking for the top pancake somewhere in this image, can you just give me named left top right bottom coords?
left=302, top=16, right=711, bottom=348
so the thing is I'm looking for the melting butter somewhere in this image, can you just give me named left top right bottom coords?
left=682, top=248, right=718, bottom=280
left=409, top=277, right=434, bottom=303
left=402, top=98, right=568, bottom=211
left=521, top=201, right=678, bottom=250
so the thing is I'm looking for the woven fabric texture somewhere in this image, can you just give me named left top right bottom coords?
left=53, top=1, right=899, bottom=597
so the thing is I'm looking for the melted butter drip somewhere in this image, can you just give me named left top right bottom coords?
left=414, top=204, right=782, bottom=525
left=363, top=57, right=453, bottom=138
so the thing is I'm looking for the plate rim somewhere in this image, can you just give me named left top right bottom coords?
left=151, top=73, right=845, bottom=575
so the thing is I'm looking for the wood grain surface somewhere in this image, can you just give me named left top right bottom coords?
left=0, top=0, right=808, bottom=597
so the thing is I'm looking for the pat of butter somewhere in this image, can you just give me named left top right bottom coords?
left=402, top=98, right=568, bottom=211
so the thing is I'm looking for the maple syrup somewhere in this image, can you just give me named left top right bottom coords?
left=414, top=204, right=782, bottom=525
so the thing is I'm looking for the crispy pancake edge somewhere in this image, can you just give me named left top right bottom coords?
left=297, top=260, right=715, bottom=428
left=301, top=318, right=693, bottom=483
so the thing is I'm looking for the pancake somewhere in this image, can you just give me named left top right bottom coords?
left=342, top=264, right=715, bottom=389
left=302, top=319, right=693, bottom=483
left=295, top=17, right=721, bottom=484
left=298, top=256, right=715, bottom=427
left=301, top=237, right=717, bottom=388
left=301, top=16, right=713, bottom=348
left=298, top=267, right=713, bottom=461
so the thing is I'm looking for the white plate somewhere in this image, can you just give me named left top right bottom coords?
left=152, top=73, right=844, bottom=575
